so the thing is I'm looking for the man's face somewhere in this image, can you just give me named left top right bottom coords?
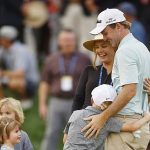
left=0, top=38, right=11, bottom=49
left=101, top=25, right=120, bottom=48
left=58, top=31, right=76, bottom=55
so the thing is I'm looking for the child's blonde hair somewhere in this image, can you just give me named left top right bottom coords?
left=0, top=98, right=24, bottom=124
left=0, top=117, right=20, bottom=143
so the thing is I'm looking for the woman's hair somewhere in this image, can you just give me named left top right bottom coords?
left=0, top=117, right=20, bottom=143
left=0, top=98, right=24, bottom=124
left=92, top=53, right=98, bottom=70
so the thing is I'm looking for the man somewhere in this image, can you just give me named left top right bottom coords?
left=81, top=8, right=150, bottom=150
left=39, top=29, right=91, bottom=150
left=0, top=26, right=39, bottom=109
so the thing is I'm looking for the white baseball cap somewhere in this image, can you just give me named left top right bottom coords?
left=0, top=26, right=18, bottom=40
left=90, top=8, right=126, bottom=35
left=91, top=84, right=117, bottom=106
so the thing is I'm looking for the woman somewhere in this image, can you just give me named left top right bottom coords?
left=72, top=33, right=115, bottom=111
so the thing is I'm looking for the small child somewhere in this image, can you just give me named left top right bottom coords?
left=0, top=117, right=21, bottom=150
left=0, top=97, right=33, bottom=150
left=63, top=84, right=150, bottom=150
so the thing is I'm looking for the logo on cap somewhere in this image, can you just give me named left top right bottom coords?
left=97, top=20, right=102, bottom=23
left=106, top=18, right=116, bottom=24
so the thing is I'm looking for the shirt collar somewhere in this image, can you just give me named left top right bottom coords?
left=118, top=33, right=133, bottom=49
left=85, top=106, right=102, bottom=114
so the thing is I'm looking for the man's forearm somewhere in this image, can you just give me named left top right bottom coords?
left=39, top=82, right=49, bottom=105
left=3, top=70, right=24, bottom=78
left=102, top=84, right=137, bottom=120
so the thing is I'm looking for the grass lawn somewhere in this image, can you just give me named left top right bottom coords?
left=22, top=96, right=64, bottom=150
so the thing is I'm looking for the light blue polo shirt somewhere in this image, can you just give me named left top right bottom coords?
left=112, top=33, right=150, bottom=115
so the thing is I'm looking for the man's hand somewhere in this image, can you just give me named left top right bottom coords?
left=81, top=114, right=107, bottom=139
left=0, top=69, right=4, bottom=77
left=39, top=103, right=47, bottom=120
left=143, top=78, right=150, bottom=95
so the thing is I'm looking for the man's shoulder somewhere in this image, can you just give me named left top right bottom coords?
left=45, top=52, right=60, bottom=63
left=76, top=52, right=90, bottom=59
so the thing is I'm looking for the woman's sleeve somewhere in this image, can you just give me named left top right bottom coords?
left=72, top=66, right=89, bottom=111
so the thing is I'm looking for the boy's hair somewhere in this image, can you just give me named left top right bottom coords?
left=102, top=101, right=112, bottom=107
left=91, top=98, right=112, bottom=110
left=0, top=117, right=20, bottom=143
left=0, top=98, right=24, bottom=124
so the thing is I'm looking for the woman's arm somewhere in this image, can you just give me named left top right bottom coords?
left=121, top=112, right=150, bottom=132
left=72, top=66, right=89, bottom=111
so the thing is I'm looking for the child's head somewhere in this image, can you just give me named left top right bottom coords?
left=0, top=117, right=21, bottom=145
left=0, top=98, right=24, bottom=124
left=91, top=84, right=117, bottom=110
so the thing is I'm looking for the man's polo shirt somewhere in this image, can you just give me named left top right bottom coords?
left=112, top=33, right=150, bottom=115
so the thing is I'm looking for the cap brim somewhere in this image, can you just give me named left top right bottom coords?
left=90, top=24, right=106, bottom=35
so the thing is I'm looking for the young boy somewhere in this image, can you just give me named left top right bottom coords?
left=63, top=84, right=150, bottom=150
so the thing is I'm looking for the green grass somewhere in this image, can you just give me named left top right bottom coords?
left=22, top=96, right=64, bottom=150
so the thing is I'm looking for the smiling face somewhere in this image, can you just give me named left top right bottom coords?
left=101, top=24, right=122, bottom=48
left=0, top=105, right=16, bottom=120
left=93, top=40, right=115, bottom=65
left=58, top=30, right=76, bottom=55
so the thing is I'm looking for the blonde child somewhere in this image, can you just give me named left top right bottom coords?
left=0, top=117, right=21, bottom=150
left=0, top=98, right=33, bottom=150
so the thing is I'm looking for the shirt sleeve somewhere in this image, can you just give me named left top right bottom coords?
left=72, top=66, right=89, bottom=111
left=21, top=131, right=34, bottom=150
left=116, top=48, right=139, bottom=86
left=106, top=117, right=123, bottom=133
left=13, top=52, right=28, bottom=71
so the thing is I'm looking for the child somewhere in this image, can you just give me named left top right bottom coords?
left=0, top=98, right=33, bottom=150
left=0, top=117, right=21, bottom=150
left=63, top=84, right=150, bottom=150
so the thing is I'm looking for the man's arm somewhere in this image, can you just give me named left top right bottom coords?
left=0, top=70, right=25, bottom=79
left=143, top=78, right=150, bottom=103
left=121, top=112, right=150, bottom=132
left=38, top=81, right=49, bottom=120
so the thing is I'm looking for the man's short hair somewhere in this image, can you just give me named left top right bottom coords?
left=109, top=21, right=131, bottom=30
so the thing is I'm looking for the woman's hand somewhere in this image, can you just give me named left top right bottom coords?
left=143, top=78, right=150, bottom=95
left=81, top=114, right=107, bottom=139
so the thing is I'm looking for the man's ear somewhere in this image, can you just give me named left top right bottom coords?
left=91, top=98, right=94, bottom=105
left=116, top=23, right=122, bottom=30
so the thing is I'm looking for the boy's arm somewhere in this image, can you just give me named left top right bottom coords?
left=63, top=122, right=71, bottom=144
left=63, top=133, right=68, bottom=144
left=121, top=112, right=150, bottom=132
